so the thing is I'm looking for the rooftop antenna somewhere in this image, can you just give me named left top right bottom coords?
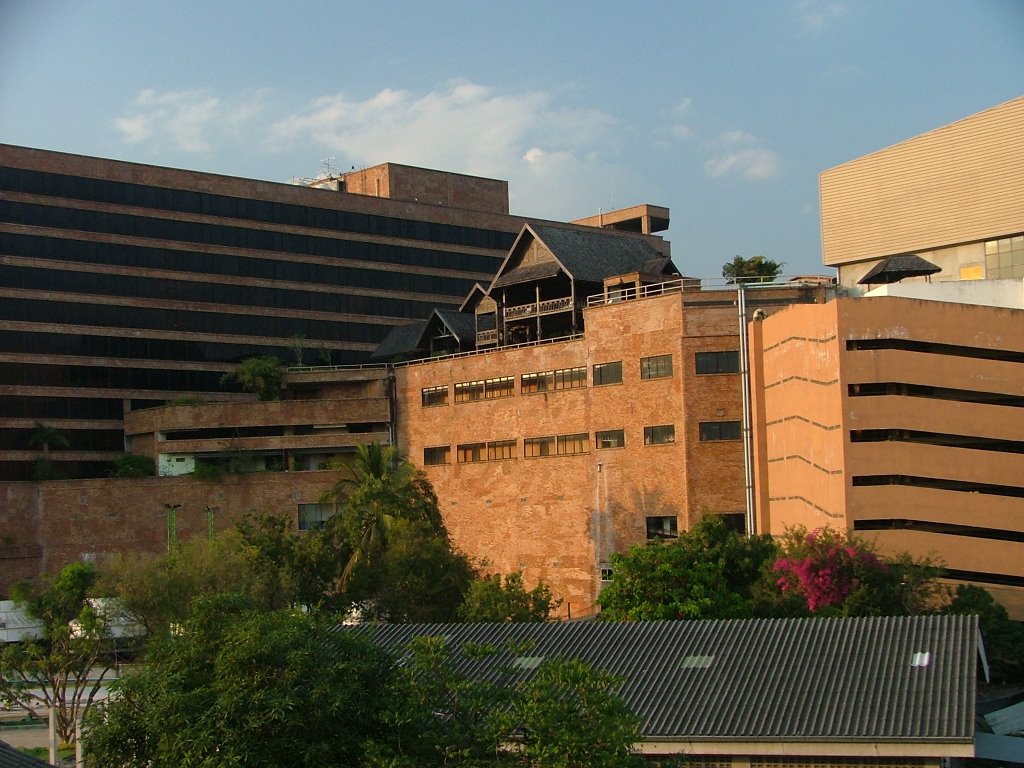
left=320, top=157, right=338, bottom=178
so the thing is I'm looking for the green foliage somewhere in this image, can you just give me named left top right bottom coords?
left=942, top=584, right=1024, bottom=682
left=191, top=460, right=223, bottom=480
left=220, top=355, right=285, bottom=401
left=722, top=254, right=785, bottom=283
left=85, top=600, right=393, bottom=768
left=348, top=518, right=475, bottom=623
left=768, top=526, right=943, bottom=617
left=598, top=514, right=778, bottom=621
left=323, top=444, right=465, bottom=618
left=0, top=563, right=115, bottom=743
left=460, top=571, right=560, bottom=623
left=374, top=636, right=642, bottom=768
left=108, top=453, right=155, bottom=478
left=506, top=657, right=643, bottom=768
left=97, top=533, right=277, bottom=637
left=27, top=421, right=70, bottom=460
left=234, top=512, right=345, bottom=611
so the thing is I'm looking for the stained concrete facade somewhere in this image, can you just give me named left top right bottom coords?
left=820, top=95, right=1024, bottom=289
left=397, top=280, right=830, bottom=617
left=749, top=287, right=1024, bottom=618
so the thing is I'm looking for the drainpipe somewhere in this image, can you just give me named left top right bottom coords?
left=737, top=284, right=756, bottom=535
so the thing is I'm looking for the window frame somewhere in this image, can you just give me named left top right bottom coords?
left=695, top=350, right=740, bottom=375
left=595, top=429, right=625, bottom=450
left=423, top=445, right=451, bottom=466
left=457, top=442, right=486, bottom=463
left=698, top=420, right=742, bottom=441
left=646, top=515, right=679, bottom=540
left=556, top=432, right=589, bottom=456
left=643, top=424, right=676, bottom=445
left=421, top=385, right=449, bottom=407
left=640, top=353, right=673, bottom=380
left=486, top=439, right=517, bottom=461
left=592, top=361, right=623, bottom=386
left=454, top=380, right=485, bottom=403
left=524, top=435, right=556, bottom=458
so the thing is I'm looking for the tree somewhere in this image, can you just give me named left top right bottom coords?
left=375, top=636, right=643, bottom=768
left=598, top=514, right=778, bottom=621
left=460, top=571, right=560, bottom=623
left=768, top=526, right=943, bottom=617
left=108, top=453, right=155, bottom=478
left=0, top=563, right=116, bottom=744
left=85, top=597, right=394, bottom=768
left=28, top=421, right=70, bottom=480
left=220, top=355, right=284, bottom=400
left=942, top=584, right=1024, bottom=682
left=722, top=254, right=785, bottom=283
left=506, top=657, right=643, bottom=768
left=97, top=532, right=278, bottom=637
left=323, top=443, right=447, bottom=591
left=350, top=518, right=475, bottom=623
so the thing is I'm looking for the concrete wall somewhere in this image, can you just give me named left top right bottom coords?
left=753, top=294, right=1024, bottom=617
left=820, top=96, right=1024, bottom=271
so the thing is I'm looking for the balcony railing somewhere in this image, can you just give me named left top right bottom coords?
left=504, top=295, right=574, bottom=321
left=476, top=329, right=499, bottom=345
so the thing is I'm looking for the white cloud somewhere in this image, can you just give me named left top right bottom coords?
left=720, top=129, right=757, bottom=145
left=114, top=89, right=268, bottom=154
left=267, top=80, right=625, bottom=218
left=111, top=81, right=649, bottom=219
left=794, top=0, right=847, bottom=31
left=704, top=147, right=780, bottom=180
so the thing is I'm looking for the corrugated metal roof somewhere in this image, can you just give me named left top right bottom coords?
left=0, top=741, right=51, bottom=768
left=363, top=615, right=977, bottom=744
left=370, top=319, right=428, bottom=359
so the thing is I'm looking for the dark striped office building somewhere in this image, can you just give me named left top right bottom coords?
left=0, top=145, right=526, bottom=480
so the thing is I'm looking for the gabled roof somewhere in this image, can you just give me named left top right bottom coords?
left=458, top=283, right=489, bottom=314
left=370, top=319, right=429, bottom=360
left=0, top=741, right=51, bottom=768
left=433, top=309, right=476, bottom=345
left=370, top=309, right=485, bottom=360
left=491, top=223, right=678, bottom=289
left=858, top=253, right=941, bottom=285
left=366, top=615, right=977, bottom=748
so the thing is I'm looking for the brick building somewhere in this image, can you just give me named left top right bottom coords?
left=0, top=146, right=533, bottom=481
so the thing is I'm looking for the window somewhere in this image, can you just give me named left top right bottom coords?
left=646, top=516, right=678, bottom=540
left=423, top=446, right=450, bottom=466
left=524, top=436, right=556, bottom=458
left=985, top=234, right=1024, bottom=279
left=600, top=564, right=614, bottom=582
left=487, top=439, right=516, bottom=461
left=644, top=424, right=675, bottom=445
left=553, top=367, right=586, bottom=390
left=421, top=385, right=448, bottom=407
left=522, top=367, right=585, bottom=393
left=454, top=380, right=485, bottom=403
left=595, top=429, right=625, bottom=449
left=641, top=354, right=673, bottom=380
left=593, top=361, right=622, bottom=386
left=484, top=376, right=514, bottom=399
left=695, top=351, right=739, bottom=375
left=457, top=442, right=486, bottom=463
left=521, top=371, right=553, bottom=394
left=699, top=421, right=741, bottom=441
left=298, top=502, right=336, bottom=531
left=557, top=432, right=589, bottom=455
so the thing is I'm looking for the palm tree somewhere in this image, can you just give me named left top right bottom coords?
left=28, top=421, right=70, bottom=462
left=322, top=443, right=445, bottom=590
left=722, top=255, right=785, bottom=284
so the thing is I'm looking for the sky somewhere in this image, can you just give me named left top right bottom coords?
left=1, top=0, right=1022, bottom=278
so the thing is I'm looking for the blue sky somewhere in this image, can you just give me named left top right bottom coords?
left=1, top=0, right=1021, bottom=277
